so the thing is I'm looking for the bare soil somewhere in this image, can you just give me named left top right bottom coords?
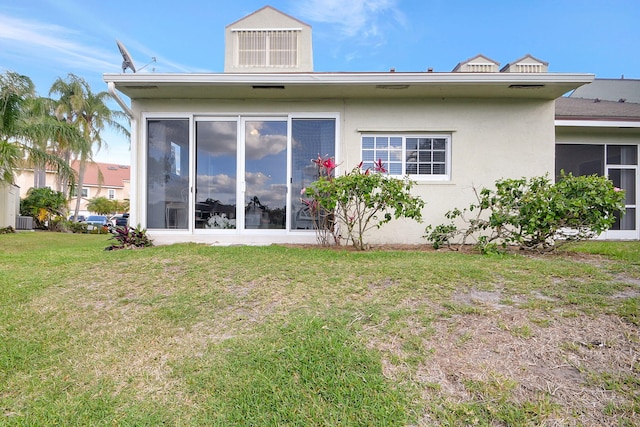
left=286, top=243, right=640, bottom=425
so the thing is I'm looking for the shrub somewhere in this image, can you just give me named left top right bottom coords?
left=305, top=158, right=425, bottom=250
left=68, top=221, right=88, bottom=234
left=0, top=226, right=15, bottom=234
left=20, top=187, right=67, bottom=230
left=106, top=225, right=153, bottom=250
left=425, top=173, right=625, bottom=253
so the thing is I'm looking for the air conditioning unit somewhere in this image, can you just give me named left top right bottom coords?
left=16, top=216, right=33, bottom=230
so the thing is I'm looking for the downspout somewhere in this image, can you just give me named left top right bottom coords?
left=108, top=82, right=138, bottom=227
left=108, top=81, right=133, bottom=118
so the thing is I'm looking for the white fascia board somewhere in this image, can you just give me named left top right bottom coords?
left=104, top=72, right=594, bottom=86
left=555, top=119, right=640, bottom=128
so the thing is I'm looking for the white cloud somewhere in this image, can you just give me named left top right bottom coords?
left=245, top=122, right=287, bottom=161
left=0, top=13, right=201, bottom=76
left=292, top=0, right=406, bottom=39
left=0, top=14, right=118, bottom=73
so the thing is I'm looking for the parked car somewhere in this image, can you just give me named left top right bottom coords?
left=115, top=213, right=129, bottom=228
left=109, top=214, right=123, bottom=227
left=68, top=215, right=86, bottom=222
left=85, top=215, right=111, bottom=232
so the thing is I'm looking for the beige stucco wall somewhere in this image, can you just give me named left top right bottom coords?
left=556, top=126, right=640, bottom=146
left=130, top=96, right=555, bottom=245
left=0, top=183, right=19, bottom=228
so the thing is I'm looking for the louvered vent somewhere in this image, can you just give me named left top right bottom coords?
left=515, top=63, right=543, bottom=73
left=236, top=30, right=299, bottom=68
left=467, top=64, right=495, bottom=72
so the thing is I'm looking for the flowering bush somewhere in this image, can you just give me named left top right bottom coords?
left=304, top=157, right=425, bottom=250
left=425, top=173, right=626, bottom=253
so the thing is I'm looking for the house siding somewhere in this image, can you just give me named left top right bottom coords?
left=130, top=96, right=555, bottom=245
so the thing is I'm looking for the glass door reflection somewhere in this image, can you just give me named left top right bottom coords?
left=195, top=121, right=237, bottom=229
left=244, top=120, right=287, bottom=229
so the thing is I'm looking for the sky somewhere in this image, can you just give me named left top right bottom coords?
left=1, top=0, right=639, bottom=165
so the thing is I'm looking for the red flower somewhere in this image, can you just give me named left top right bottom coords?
left=373, top=158, right=387, bottom=173
left=323, top=157, right=336, bottom=173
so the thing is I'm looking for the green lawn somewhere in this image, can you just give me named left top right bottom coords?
left=1, top=233, right=638, bottom=426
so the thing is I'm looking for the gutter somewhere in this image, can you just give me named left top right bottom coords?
left=102, top=72, right=595, bottom=86
left=107, top=81, right=133, bottom=118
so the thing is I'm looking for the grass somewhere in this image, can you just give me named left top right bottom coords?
left=1, top=233, right=639, bottom=426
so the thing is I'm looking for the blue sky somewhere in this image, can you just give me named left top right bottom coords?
left=1, top=0, right=639, bottom=164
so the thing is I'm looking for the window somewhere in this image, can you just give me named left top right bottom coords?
left=73, top=187, right=89, bottom=198
left=235, top=30, right=298, bottom=68
left=108, top=189, right=115, bottom=200
left=361, top=134, right=451, bottom=180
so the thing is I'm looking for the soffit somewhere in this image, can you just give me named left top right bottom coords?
left=103, top=72, right=594, bottom=101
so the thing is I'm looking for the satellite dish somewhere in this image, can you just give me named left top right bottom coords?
left=116, top=40, right=136, bottom=73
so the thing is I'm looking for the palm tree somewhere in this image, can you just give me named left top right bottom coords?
left=49, top=75, right=87, bottom=195
left=49, top=74, right=129, bottom=220
left=0, top=71, right=77, bottom=188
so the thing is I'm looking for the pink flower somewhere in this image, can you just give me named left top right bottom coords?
left=373, top=158, right=387, bottom=173
left=614, top=187, right=622, bottom=192
left=323, top=157, right=336, bottom=173
left=300, top=187, right=306, bottom=195
left=313, top=154, right=337, bottom=176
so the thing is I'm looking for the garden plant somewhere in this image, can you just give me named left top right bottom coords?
left=425, top=173, right=626, bottom=252
left=304, top=156, right=425, bottom=250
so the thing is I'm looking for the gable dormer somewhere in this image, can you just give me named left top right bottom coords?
left=452, top=54, right=500, bottom=73
left=224, top=6, right=313, bottom=73
left=500, top=54, right=548, bottom=73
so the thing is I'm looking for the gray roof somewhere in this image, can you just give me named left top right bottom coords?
left=569, top=78, right=640, bottom=104
left=555, top=96, right=640, bottom=121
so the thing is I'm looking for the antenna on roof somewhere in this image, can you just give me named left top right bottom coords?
left=116, top=40, right=136, bottom=73
left=116, top=40, right=157, bottom=73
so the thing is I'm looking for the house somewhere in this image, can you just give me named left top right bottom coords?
left=104, top=5, right=601, bottom=245
left=555, top=78, right=640, bottom=239
left=15, top=161, right=130, bottom=217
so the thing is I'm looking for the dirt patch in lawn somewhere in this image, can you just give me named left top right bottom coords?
left=367, top=282, right=640, bottom=426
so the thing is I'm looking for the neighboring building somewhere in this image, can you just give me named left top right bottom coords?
left=104, top=6, right=603, bottom=245
left=68, top=161, right=131, bottom=216
left=568, top=77, right=640, bottom=104
left=15, top=161, right=130, bottom=217
left=555, top=78, right=640, bottom=239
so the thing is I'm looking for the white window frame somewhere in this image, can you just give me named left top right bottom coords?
left=108, top=189, right=116, bottom=200
left=361, top=134, right=451, bottom=181
left=73, top=187, right=89, bottom=198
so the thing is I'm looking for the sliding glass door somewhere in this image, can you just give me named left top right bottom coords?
left=195, top=120, right=237, bottom=229
left=243, top=119, right=288, bottom=230
left=148, top=115, right=336, bottom=233
left=147, top=119, right=189, bottom=229
left=556, top=143, right=638, bottom=239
